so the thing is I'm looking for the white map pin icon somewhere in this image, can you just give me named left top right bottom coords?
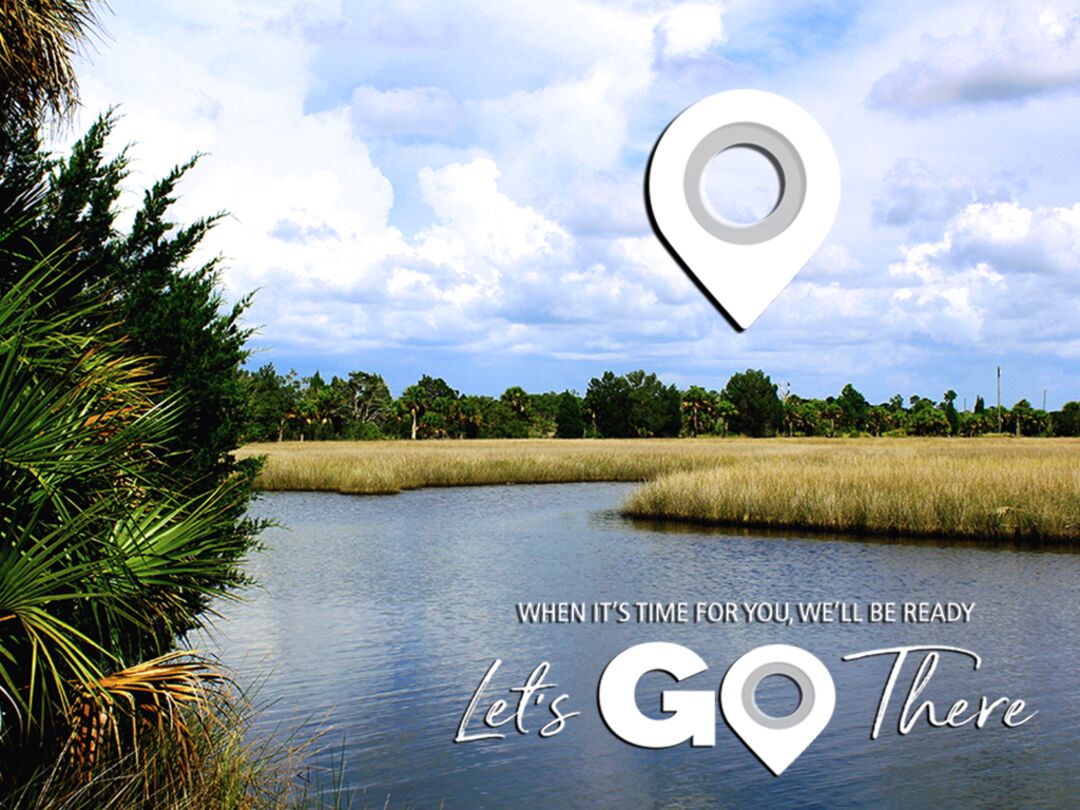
left=720, top=644, right=835, bottom=776
left=646, top=90, right=840, bottom=329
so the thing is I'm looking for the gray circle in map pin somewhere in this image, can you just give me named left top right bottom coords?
left=683, top=122, right=807, bottom=245
left=740, top=662, right=816, bottom=730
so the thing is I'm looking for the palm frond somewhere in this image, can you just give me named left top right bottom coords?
left=64, top=651, right=227, bottom=784
left=0, top=0, right=106, bottom=123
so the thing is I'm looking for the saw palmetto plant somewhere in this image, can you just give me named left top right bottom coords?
left=0, top=243, right=256, bottom=795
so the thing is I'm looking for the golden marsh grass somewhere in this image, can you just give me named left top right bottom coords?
left=240, top=438, right=745, bottom=493
left=240, top=438, right=1080, bottom=543
left=623, top=438, right=1080, bottom=543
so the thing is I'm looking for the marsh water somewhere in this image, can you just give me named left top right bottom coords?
left=199, top=484, right=1080, bottom=808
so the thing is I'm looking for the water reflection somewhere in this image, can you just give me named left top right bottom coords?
left=197, top=484, right=1080, bottom=808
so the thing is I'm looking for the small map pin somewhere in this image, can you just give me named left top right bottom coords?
left=720, top=644, right=836, bottom=776
left=646, top=89, right=841, bottom=329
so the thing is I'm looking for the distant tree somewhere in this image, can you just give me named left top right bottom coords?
left=942, top=390, right=959, bottom=435
left=784, top=397, right=814, bottom=436
left=682, top=386, right=717, bottom=437
left=416, top=374, right=459, bottom=402
left=866, top=405, right=891, bottom=437
left=908, top=404, right=950, bottom=436
left=821, top=401, right=843, bottom=437
left=1052, top=402, right=1080, bottom=437
left=714, top=398, right=738, bottom=437
left=452, top=396, right=486, bottom=438
left=723, top=369, right=782, bottom=437
left=421, top=396, right=457, bottom=438
left=304, top=378, right=345, bottom=439
left=501, top=385, right=531, bottom=417
left=242, top=363, right=298, bottom=442
left=585, top=371, right=632, bottom=438
left=973, top=395, right=986, bottom=414
left=836, top=383, right=869, bottom=431
left=960, top=409, right=991, bottom=436
left=626, top=369, right=681, bottom=437
left=1010, top=399, right=1044, bottom=436
left=525, top=392, right=559, bottom=438
left=399, top=385, right=428, bottom=440
left=397, top=375, right=459, bottom=440
left=336, top=370, right=392, bottom=427
left=555, top=390, right=585, bottom=438
left=486, top=398, right=527, bottom=438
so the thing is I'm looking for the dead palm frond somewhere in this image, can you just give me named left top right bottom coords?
left=63, top=651, right=228, bottom=785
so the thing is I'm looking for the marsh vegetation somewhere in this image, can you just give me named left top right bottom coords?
left=243, top=437, right=1080, bottom=543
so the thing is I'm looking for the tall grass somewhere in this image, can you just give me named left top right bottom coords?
left=622, top=438, right=1080, bottom=543
left=242, top=438, right=1080, bottom=543
left=240, top=438, right=756, bottom=494
left=3, top=671, right=353, bottom=810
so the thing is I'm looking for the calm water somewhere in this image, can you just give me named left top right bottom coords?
left=197, top=484, right=1080, bottom=808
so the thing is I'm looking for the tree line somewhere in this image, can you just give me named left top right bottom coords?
left=241, top=365, right=1080, bottom=441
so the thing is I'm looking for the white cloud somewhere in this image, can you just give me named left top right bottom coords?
left=475, top=67, right=645, bottom=174
left=69, top=0, right=743, bottom=368
left=870, top=0, right=1080, bottom=112
left=413, top=158, right=570, bottom=296
left=64, top=0, right=1080, bottom=405
left=657, top=3, right=727, bottom=58
left=887, top=200, right=1080, bottom=344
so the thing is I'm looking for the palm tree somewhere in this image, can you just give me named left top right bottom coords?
left=399, top=385, right=428, bottom=440
left=714, top=399, right=737, bottom=437
left=0, top=0, right=105, bottom=124
left=822, top=402, right=843, bottom=437
left=0, top=248, right=249, bottom=788
left=866, top=405, right=891, bottom=437
left=501, top=386, right=531, bottom=418
left=681, top=386, right=717, bottom=437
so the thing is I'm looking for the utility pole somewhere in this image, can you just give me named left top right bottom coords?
left=996, top=366, right=1002, bottom=433
left=1043, top=389, right=1047, bottom=411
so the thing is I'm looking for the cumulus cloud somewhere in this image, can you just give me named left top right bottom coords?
left=887, top=201, right=1080, bottom=344
left=870, top=1, right=1080, bottom=112
left=67, top=0, right=1080, bottom=403
left=70, top=0, right=710, bottom=361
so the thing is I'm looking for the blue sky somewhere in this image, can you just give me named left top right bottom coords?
left=69, top=0, right=1080, bottom=408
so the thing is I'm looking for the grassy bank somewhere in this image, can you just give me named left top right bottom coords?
left=240, top=437, right=770, bottom=493
left=242, top=438, right=1080, bottom=543
left=622, top=438, right=1080, bottom=543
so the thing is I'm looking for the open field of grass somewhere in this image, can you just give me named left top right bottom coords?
left=241, top=437, right=1080, bottom=543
